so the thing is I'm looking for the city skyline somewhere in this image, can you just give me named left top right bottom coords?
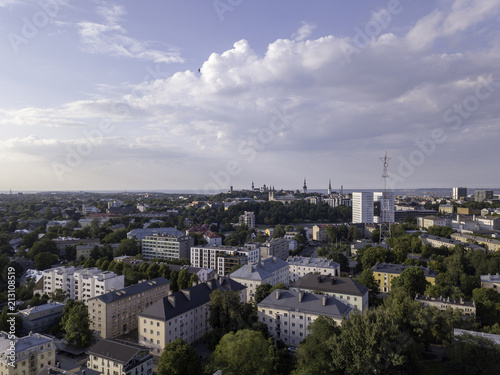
left=1, top=0, right=500, bottom=191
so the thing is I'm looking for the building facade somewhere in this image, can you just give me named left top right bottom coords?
left=415, top=294, right=476, bottom=317
left=239, top=211, right=256, bottom=229
left=141, top=233, right=193, bottom=261
left=480, top=273, right=500, bottom=292
left=451, top=233, right=500, bottom=252
left=88, top=277, right=170, bottom=339
left=352, top=192, right=374, bottom=224
left=18, top=302, right=65, bottom=335
left=190, top=245, right=260, bottom=276
left=452, top=187, right=467, bottom=200
left=287, top=256, right=341, bottom=283
left=260, top=238, right=289, bottom=260
left=138, top=278, right=246, bottom=355
left=87, top=340, right=153, bottom=375
left=371, top=263, right=438, bottom=293
left=289, top=274, right=369, bottom=312
left=257, top=290, right=351, bottom=346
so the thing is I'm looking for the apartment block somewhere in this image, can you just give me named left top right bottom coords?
left=141, top=233, right=194, bottom=261
left=259, top=238, right=289, bottom=260
left=289, top=274, right=369, bottom=313
left=352, top=192, right=374, bottom=224
left=371, top=263, right=437, bottom=293
left=417, top=216, right=452, bottom=229
left=230, top=257, right=289, bottom=301
left=480, top=273, right=500, bottom=292
left=287, top=256, right=340, bottom=283
left=190, top=245, right=260, bottom=276
left=239, top=211, right=256, bottom=229
left=451, top=233, right=500, bottom=252
left=312, top=224, right=333, bottom=241
left=452, top=187, right=467, bottom=200
left=0, top=332, right=56, bottom=375
left=18, top=302, right=65, bottom=335
left=138, top=278, right=246, bottom=355
left=87, top=340, right=153, bottom=375
left=42, top=266, right=124, bottom=304
left=88, top=277, right=170, bottom=339
left=257, top=290, right=351, bottom=346
left=415, top=294, right=475, bottom=317
left=419, top=234, right=486, bottom=252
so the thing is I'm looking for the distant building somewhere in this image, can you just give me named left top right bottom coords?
left=289, top=274, right=369, bottom=312
left=439, top=205, right=454, bottom=214
left=373, top=191, right=395, bottom=224
left=475, top=190, right=494, bottom=202
left=127, top=227, right=184, bottom=241
left=18, top=302, right=65, bottom=335
left=312, top=224, right=334, bottom=242
left=371, top=263, right=438, bottom=293
left=141, top=233, right=193, bottom=261
left=417, top=216, right=452, bottom=229
left=480, top=273, right=500, bottom=292
left=260, top=238, right=289, bottom=260
left=230, top=257, right=289, bottom=301
left=415, top=294, right=476, bottom=317
left=257, top=290, right=351, bottom=346
left=452, top=187, right=468, bottom=200
left=87, top=339, right=153, bottom=375
left=419, top=234, right=485, bottom=252
left=451, top=233, right=500, bottom=252
left=203, top=231, right=222, bottom=246
left=138, top=278, right=246, bottom=355
left=88, top=277, right=170, bottom=339
left=239, top=211, right=256, bottom=229
left=190, top=245, right=260, bottom=276
left=352, top=192, right=374, bottom=224
left=287, top=256, right=341, bottom=283
left=0, top=332, right=56, bottom=374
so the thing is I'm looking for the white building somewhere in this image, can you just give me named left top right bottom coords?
left=452, top=187, right=468, bottom=200
left=141, top=233, right=193, bottom=261
left=230, top=257, right=289, bottom=301
left=352, top=192, right=374, bottom=224
left=260, top=238, right=289, bottom=260
left=190, top=245, right=260, bottom=276
left=373, top=191, right=395, bottom=224
left=42, top=266, right=124, bottom=304
left=286, top=256, right=341, bottom=283
left=239, top=211, right=256, bottom=229
left=81, top=204, right=99, bottom=214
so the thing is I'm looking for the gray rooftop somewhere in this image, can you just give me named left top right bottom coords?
left=139, top=278, right=246, bottom=322
left=371, top=263, right=438, bottom=277
left=258, top=289, right=351, bottom=319
left=286, top=256, right=340, bottom=269
left=87, top=339, right=150, bottom=364
left=415, top=294, right=475, bottom=307
left=127, top=227, right=183, bottom=240
left=19, top=301, right=65, bottom=316
left=289, top=274, right=368, bottom=297
left=230, top=257, right=288, bottom=281
left=90, top=277, right=169, bottom=304
left=0, top=332, right=53, bottom=356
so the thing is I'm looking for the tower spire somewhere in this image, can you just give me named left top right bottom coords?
left=379, top=151, right=392, bottom=244
left=303, top=178, right=307, bottom=194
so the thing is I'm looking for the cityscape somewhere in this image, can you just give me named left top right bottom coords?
left=1, top=1, right=500, bottom=375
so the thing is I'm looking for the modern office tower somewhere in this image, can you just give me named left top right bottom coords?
left=452, top=187, right=468, bottom=200
left=352, top=192, right=374, bottom=224
left=475, top=190, right=494, bottom=202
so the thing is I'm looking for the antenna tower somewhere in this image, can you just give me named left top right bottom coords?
left=379, top=151, right=392, bottom=244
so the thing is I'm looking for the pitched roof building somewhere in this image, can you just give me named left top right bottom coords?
left=287, top=256, right=341, bottom=283
left=371, top=263, right=438, bottom=293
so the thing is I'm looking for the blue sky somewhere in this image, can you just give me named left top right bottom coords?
left=1, top=0, right=499, bottom=192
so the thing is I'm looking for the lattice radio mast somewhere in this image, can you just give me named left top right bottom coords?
left=379, top=151, right=392, bottom=244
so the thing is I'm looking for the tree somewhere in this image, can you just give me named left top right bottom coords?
left=445, top=333, right=500, bottom=375
left=254, top=283, right=273, bottom=304
left=189, top=273, right=199, bottom=286
left=157, top=338, right=202, bottom=375
left=357, top=269, right=379, bottom=299
left=207, top=330, right=275, bottom=375
left=208, top=289, right=244, bottom=333
left=27, top=238, right=58, bottom=259
left=60, top=300, right=93, bottom=348
left=391, top=267, right=429, bottom=298
left=114, top=238, right=139, bottom=257
left=34, top=252, right=59, bottom=270
left=177, top=269, right=190, bottom=290
left=49, top=288, right=68, bottom=302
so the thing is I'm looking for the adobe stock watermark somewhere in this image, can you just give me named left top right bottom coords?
left=213, top=0, right=242, bottom=21
left=341, top=0, right=408, bottom=63
left=203, top=108, right=291, bottom=194
left=7, top=0, right=65, bottom=54
left=388, top=74, right=500, bottom=189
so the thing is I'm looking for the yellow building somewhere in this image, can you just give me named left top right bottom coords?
left=451, top=233, right=500, bottom=252
left=371, top=263, right=437, bottom=293
left=0, top=332, right=55, bottom=375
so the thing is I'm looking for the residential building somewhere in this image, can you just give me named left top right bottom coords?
left=0, top=332, right=55, bottom=375
left=415, top=294, right=476, bottom=317
left=127, top=227, right=184, bottom=241
left=371, top=263, right=438, bottom=293
left=239, top=211, right=256, bottom=229
left=417, top=216, right=452, bottom=229
left=476, top=216, right=500, bottom=231
left=18, top=302, right=64, bottom=335
left=82, top=204, right=99, bottom=214
left=190, top=245, right=260, bottom=276
left=141, top=233, right=193, bottom=261
left=352, top=192, right=374, bottom=224
left=439, top=205, right=454, bottom=214
left=456, top=207, right=481, bottom=215
left=88, top=277, right=170, bottom=339
left=312, top=224, right=334, bottom=241
left=87, top=339, right=153, bottom=375
left=475, top=190, right=494, bottom=202
left=452, top=187, right=468, bottom=200
left=419, top=234, right=486, bottom=252
left=42, top=266, right=124, bottom=304
left=287, top=256, right=341, bottom=283
left=289, top=274, right=369, bottom=312
left=53, top=237, right=100, bottom=255
left=203, top=231, right=222, bottom=246
left=230, top=257, right=289, bottom=301
left=480, top=273, right=500, bottom=292
left=260, top=238, right=289, bottom=260
left=257, top=290, right=351, bottom=346
left=138, top=278, right=246, bottom=355
left=451, top=233, right=500, bottom=252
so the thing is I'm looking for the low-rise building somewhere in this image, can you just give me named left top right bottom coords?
left=415, top=294, right=476, bottom=317
left=419, top=234, right=485, bottom=251
left=417, top=216, right=452, bottom=229
left=88, top=277, right=170, bottom=339
left=257, top=290, right=351, bottom=346
left=229, top=257, right=289, bottom=301
left=138, top=278, right=246, bottom=355
left=141, top=233, right=194, bottom=261
left=451, top=233, right=500, bottom=252
left=289, top=274, right=369, bottom=312
left=287, top=256, right=341, bottom=283
left=87, top=339, right=153, bottom=375
left=371, top=263, right=438, bottom=293
left=18, top=302, right=65, bottom=335
left=480, top=273, right=500, bottom=292
left=0, top=332, right=56, bottom=375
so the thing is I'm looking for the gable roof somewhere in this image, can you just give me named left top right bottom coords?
left=87, top=339, right=149, bottom=364
left=290, top=274, right=368, bottom=296
left=90, top=277, right=169, bottom=304
left=229, top=257, right=288, bottom=281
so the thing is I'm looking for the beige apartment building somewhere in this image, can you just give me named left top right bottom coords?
left=415, top=294, right=476, bottom=317
left=138, top=278, right=246, bottom=356
left=88, top=277, right=170, bottom=339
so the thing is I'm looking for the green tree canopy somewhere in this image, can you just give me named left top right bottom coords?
left=391, top=267, right=429, bottom=298
left=60, top=300, right=93, bottom=348
left=157, top=338, right=202, bottom=375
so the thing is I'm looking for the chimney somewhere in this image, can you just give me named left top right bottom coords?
left=275, top=290, right=280, bottom=299
left=322, top=295, right=327, bottom=306
left=298, top=291, right=304, bottom=303
left=317, top=276, right=321, bottom=284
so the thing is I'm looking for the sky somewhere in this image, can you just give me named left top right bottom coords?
left=0, top=0, right=499, bottom=193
